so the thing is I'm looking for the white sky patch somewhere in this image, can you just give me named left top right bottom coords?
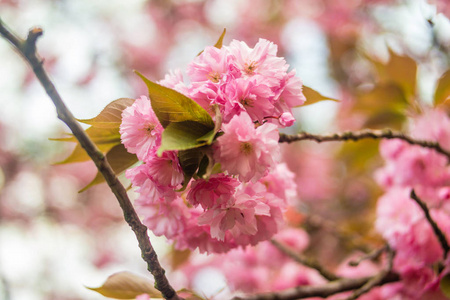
left=192, top=267, right=230, bottom=298
left=204, top=0, right=242, bottom=29
left=281, top=18, right=339, bottom=133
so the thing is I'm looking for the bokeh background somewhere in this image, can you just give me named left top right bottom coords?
left=0, top=0, right=449, bottom=299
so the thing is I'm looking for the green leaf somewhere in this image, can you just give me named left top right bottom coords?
left=178, top=148, right=205, bottom=178
left=80, top=144, right=138, bottom=192
left=300, top=86, right=339, bottom=106
left=196, top=155, right=209, bottom=178
left=77, top=98, right=135, bottom=128
left=86, top=271, right=161, bottom=299
left=157, top=121, right=214, bottom=155
left=176, top=148, right=208, bottom=192
left=338, top=139, right=380, bottom=172
left=372, top=49, right=417, bottom=98
left=135, top=71, right=214, bottom=129
left=214, top=28, right=226, bottom=49
left=354, top=83, right=408, bottom=129
left=57, top=142, right=118, bottom=164
left=440, top=273, right=450, bottom=298
left=434, top=70, right=450, bottom=107
left=197, top=28, right=227, bottom=56
left=169, top=247, right=192, bottom=270
left=54, top=126, right=122, bottom=164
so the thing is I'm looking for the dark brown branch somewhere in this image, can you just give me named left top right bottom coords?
left=410, top=189, right=450, bottom=259
left=279, top=130, right=450, bottom=161
left=232, top=272, right=399, bottom=300
left=343, top=247, right=395, bottom=300
left=0, top=19, right=182, bottom=300
left=271, top=239, right=339, bottom=281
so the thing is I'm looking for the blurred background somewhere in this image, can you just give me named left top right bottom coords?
left=0, top=0, right=449, bottom=299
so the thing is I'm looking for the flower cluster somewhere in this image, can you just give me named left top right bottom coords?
left=179, top=227, right=321, bottom=296
left=119, top=39, right=304, bottom=253
left=374, top=109, right=450, bottom=298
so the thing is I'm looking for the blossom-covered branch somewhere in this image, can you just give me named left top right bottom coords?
left=410, top=189, right=450, bottom=259
left=270, top=239, right=339, bottom=281
left=0, top=19, right=181, bottom=300
left=279, top=130, right=450, bottom=160
left=232, top=271, right=399, bottom=300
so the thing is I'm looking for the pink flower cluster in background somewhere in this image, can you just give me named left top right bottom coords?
left=119, top=39, right=305, bottom=253
left=373, top=109, right=450, bottom=299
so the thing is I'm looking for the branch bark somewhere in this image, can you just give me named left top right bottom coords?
left=232, top=272, right=399, bottom=300
left=343, top=247, right=395, bottom=300
left=410, top=189, right=450, bottom=259
left=270, top=239, right=339, bottom=281
left=279, top=130, right=450, bottom=161
left=0, top=19, right=182, bottom=300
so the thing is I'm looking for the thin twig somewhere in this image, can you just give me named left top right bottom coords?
left=342, top=247, right=395, bottom=300
left=0, top=19, right=182, bottom=300
left=232, top=272, right=399, bottom=300
left=348, top=245, right=388, bottom=267
left=410, top=189, right=450, bottom=259
left=270, top=239, right=339, bottom=281
left=279, top=130, right=450, bottom=161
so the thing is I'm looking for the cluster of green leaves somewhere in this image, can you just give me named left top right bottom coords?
left=52, top=98, right=138, bottom=191
left=54, top=28, right=336, bottom=194
left=54, top=30, right=229, bottom=193
left=349, top=50, right=449, bottom=130
left=136, top=71, right=221, bottom=190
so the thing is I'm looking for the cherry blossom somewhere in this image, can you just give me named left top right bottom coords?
left=119, top=96, right=163, bottom=161
left=214, top=112, right=280, bottom=182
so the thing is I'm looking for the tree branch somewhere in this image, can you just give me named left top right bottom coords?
left=342, top=247, right=395, bottom=300
left=232, top=272, right=399, bottom=300
left=410, top=189, right=450, bottom=259
left=279, top=130, right=450, bottom=161
left=270, top=239, right=339, bottom=281
left=348, top=245, right=387, bottom=267
left=0, top=19, right=182, bottom=300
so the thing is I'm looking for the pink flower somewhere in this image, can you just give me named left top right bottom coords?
left=136, top=294, right=151, bottom=300
left=227, top=39, right=288, bottom=87
left=175, top=209, right=237, bottom=254
left=259, top=163, right=298, bottom=206
left=144, top=150, right=184, bottom=187
left=135, top=196, right=190, bottom=239
left=198, top=190, right=271, bottom=241
left=125, top=164, right=176, bottom=203
left=375, top=188, right=445, bottom=269
left=214, top=112, right=280, bottom=182
left=411, top=109, right=450, bottom=151
left=120, top=96, right=163, bottom=161
left=275, top=70, right=307, bottom=110
left=187, top=174, right=240, bottom=209
left=222, top=78, right=274, bottom=123
left=187, top=46, right=229, bottom=84
left=278, top=112, right=295, bottom=127
left=375, top=141, right=450, bottom=190
left=158, top=69, right=189, bottom=95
